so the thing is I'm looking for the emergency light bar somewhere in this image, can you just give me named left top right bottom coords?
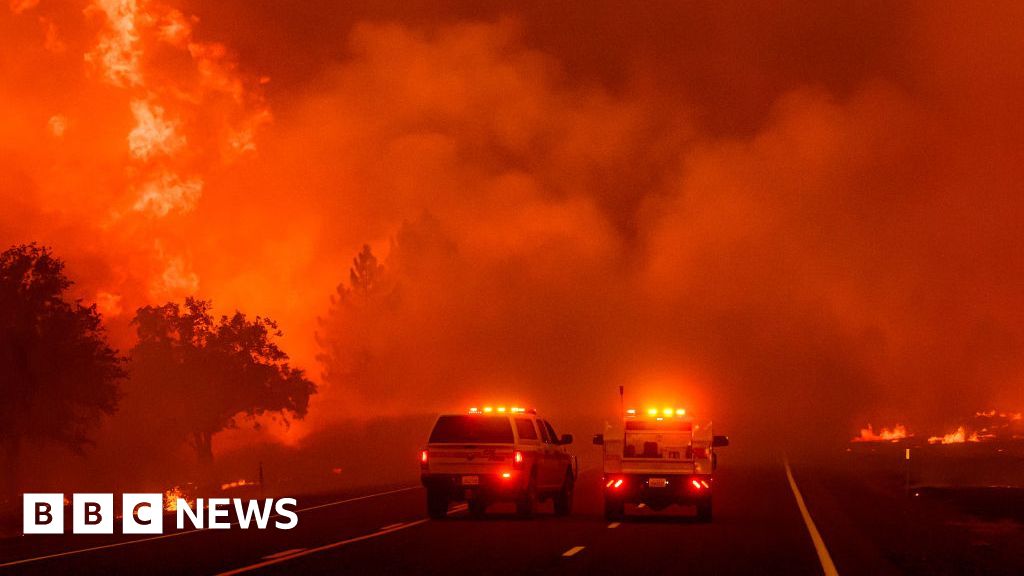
left=629, top=407, right=686, bottom=418
left=468, top=406, right=534, bottom=414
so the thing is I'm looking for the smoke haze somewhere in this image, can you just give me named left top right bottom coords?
left=3, top=1, right=1024, bottom=473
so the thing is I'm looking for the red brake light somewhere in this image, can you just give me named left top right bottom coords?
left=514, top=450, right=523, bottom=468
left=420, top=450, right=428, bottom=466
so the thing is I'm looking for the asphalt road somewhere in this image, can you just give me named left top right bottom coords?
left=0, top=460, right=837, bottom=575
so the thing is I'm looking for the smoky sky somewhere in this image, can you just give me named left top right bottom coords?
left=3, top=1, right=1024, bottom=451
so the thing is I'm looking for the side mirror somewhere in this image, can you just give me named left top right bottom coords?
left=712, top=435, right=730, bottom=448
left=592, top=434, right=604, bottom=446
left=560, top=434, right=574, bottom=445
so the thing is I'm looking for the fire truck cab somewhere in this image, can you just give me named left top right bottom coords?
left=420, top=407, right=578, bottom=519
left=594, top=407, right=728, bottom=522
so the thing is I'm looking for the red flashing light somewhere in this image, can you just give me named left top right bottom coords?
left=691, top=479, right=701, bottom=489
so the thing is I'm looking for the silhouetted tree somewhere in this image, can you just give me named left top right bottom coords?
left=130, top=298, right=315, bottom=463
left=0, top=244, right=124, bottom=494
left=317, top=220, right=457, bottom=400
left=348, top=244, right=385, bottom=299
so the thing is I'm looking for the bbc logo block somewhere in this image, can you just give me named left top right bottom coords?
left=23, top=494, right=64, bottom=534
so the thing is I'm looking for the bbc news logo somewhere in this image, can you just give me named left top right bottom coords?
left=24, top=494, right=298, bottom=534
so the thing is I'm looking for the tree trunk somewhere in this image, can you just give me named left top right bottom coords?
left=193, top=430, right=214, bottom=464
left=2, top=436, right=21, bottom=509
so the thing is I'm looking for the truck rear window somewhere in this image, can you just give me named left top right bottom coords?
left=429, top=415, right=514, bottom=444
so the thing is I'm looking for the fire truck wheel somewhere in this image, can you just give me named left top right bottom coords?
left=696, top=497, right=712, bottom=523
left=604, top=497, right=625, bottom=521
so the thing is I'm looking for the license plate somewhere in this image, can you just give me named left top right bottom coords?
left=461, top=476, right=480, bottom=485
left=649, top=477, right=667, bottom=488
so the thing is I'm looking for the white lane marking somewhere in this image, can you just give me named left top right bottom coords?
left=261, top=548, right=306, bottom=560
left=380, top=522, right=405, bottom=531
left=784, top=458, right=839, bottom=576
left=562, top=546, right=586, bottom=557
left=607, top=522, right=620, bottom=529
left=449, top=504, right=468, bottom=513
left=215, top=519, right=429, bottom=575
left=0, top=486, right=421, bottom=569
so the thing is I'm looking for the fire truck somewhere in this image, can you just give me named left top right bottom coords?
left=593, top=407, right=728, bottom=522
left=420, top=406, right=578, bottom=519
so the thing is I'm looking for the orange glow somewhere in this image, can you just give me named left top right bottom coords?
left=163, top=486, right=192, bottom=511
left=220, top=478, right=255, bottom=491
left=851, top=424, right=908, bottom=443
left=928, top=426, right=980, bottom=445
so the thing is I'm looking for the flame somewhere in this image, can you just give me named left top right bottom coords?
left=133, top=172, right=203, bottom=216
left=927, top=426, right=980, bottom=445
left=95, top=291, right=124, bottom=317
left=163, top=485, right=192, bottom=511
left=852, top=423, right=908, bottom=443
left=47, top=115, right=67, bottom=137
left=128, top=100, right=185, bottom=161
left=220, top=479, right=255, bottom=491
left=85, top=0, right=143, bottom=88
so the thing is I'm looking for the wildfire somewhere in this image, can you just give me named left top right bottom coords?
left=927, top=426, right=980, bottom=445
left=163, top=485, right=190, bottom=511
left=220, top=479, right=256, bottom=491
left=852, top=423, right=908, bottom=443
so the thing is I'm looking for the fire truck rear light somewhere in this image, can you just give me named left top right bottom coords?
left=614, top=479, right=623, bottom=488
left=420, top=450, right=428, bottom=466
left=514, top=450, right=523, bottom=464
left=502, top=472, right=512, bottom=479
left=691, top=479, right=702, bottom=489
left=700, top=480, right=709, bottom=488
left=606, top=480, right=614, bottom=488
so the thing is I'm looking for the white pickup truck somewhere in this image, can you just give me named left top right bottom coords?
left=594, top=408, right=728, bottom=522
left=420, top=407, right=578, bottom=519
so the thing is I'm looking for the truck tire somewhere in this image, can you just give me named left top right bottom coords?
left=696, top=497, right=712, bottom=523
left=516, top=474, right=538, bottom=518
left=426, top=488, right=448, bottom=519
left=554, top=469, right=574, bottom=516
left=604, top=497, right=625, bottom=521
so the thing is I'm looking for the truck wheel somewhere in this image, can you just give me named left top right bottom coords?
left=604, top=497, right=625, bottom=521
left=516, top=475, right=537, bottom=518
left=554, top=470, right=574, bottom=517
left=696, top=497, right=712, bottom=523
left=426, top=488, right=448, bottom=519
left=468, top=498, right=487, bottom=518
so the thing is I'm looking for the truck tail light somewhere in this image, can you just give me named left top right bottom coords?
left=605, top=478, right=624, bottom=489
left=513, top=450, right=524, bottom=469
left=420, top=450, right=429, bottom=468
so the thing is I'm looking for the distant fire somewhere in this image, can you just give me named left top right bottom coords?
left=852, top=424, right=908, bottom=443
left=975, top=410, right=1023, bottom=421
left=220, top=479, right=256, bottom=491
left=927, top=426, right=980, bottom=445
left=164, top=486, right=192, bottom=511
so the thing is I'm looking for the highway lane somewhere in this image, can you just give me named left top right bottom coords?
left=1, top=462, right=831, bottom=575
